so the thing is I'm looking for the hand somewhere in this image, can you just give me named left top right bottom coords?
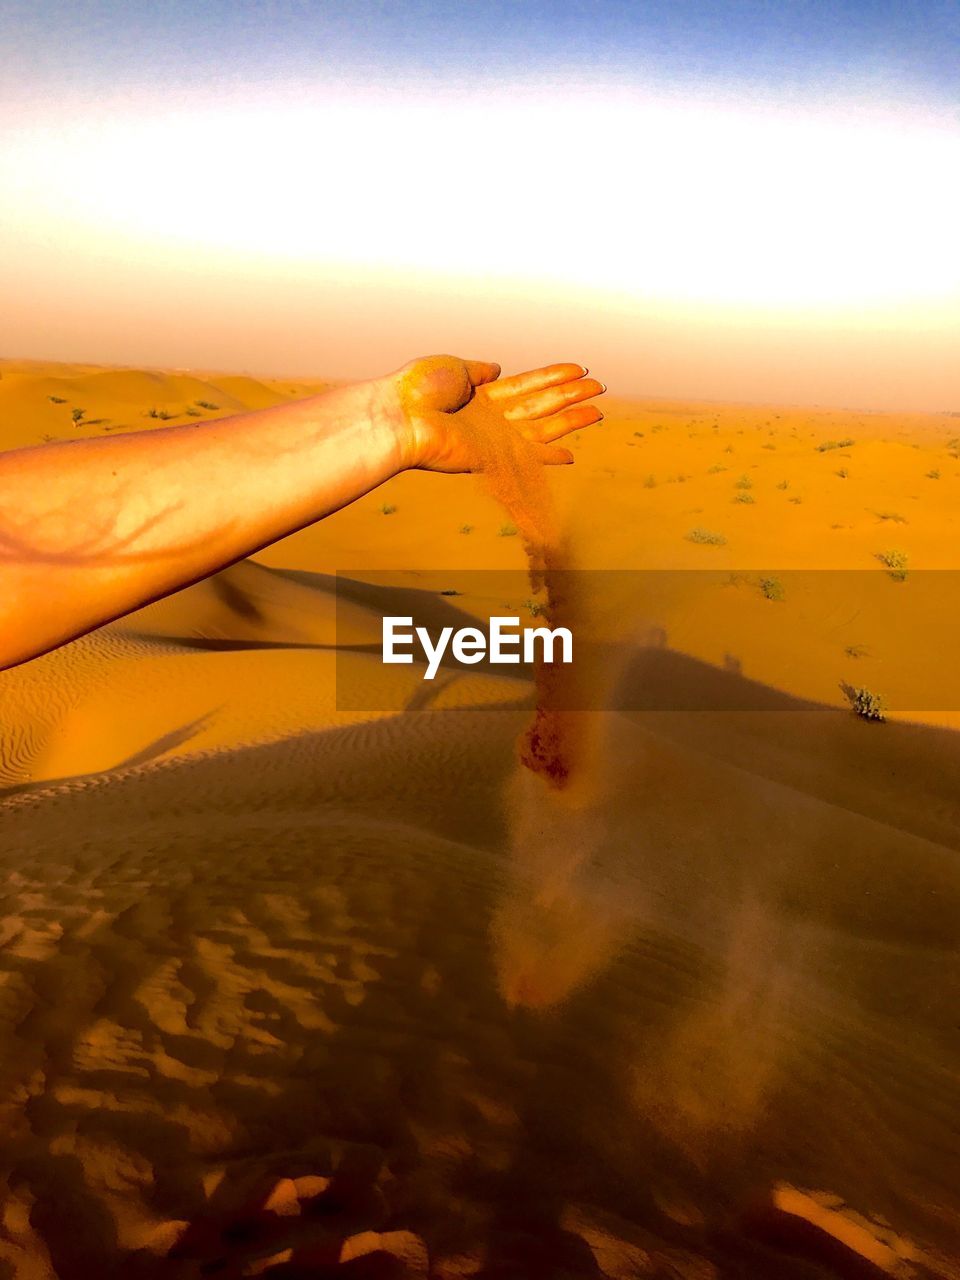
left=379, top=354, right=605, bottom=474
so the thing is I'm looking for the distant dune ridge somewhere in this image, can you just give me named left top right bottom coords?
left=1, top=359, right=960, bottom=1277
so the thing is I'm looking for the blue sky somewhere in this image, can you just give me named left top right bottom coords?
left=3, top=0, right=958, bottom=104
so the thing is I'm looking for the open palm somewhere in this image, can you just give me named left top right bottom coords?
left=388, top=354, right=605, bottom=474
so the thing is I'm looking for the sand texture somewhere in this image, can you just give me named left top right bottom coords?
left=1, top=359, right=959, bottom=1278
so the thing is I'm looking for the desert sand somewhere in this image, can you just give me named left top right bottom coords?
left=1, top=357, right=959, bottom=1278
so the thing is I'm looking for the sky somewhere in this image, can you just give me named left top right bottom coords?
left=1, top=0, right=958, bottom=409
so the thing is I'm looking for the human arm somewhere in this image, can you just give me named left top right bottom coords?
left=0, top=354, right=604, bottom=669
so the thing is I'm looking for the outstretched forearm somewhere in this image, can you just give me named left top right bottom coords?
left=0, top=380, right=403, bottom=669
left=0, top=354, right=604, bottom=670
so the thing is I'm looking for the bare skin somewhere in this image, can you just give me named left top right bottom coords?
left=0, top=354, right=604, bottom=670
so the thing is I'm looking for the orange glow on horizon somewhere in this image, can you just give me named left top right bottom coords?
left=2, top=83, right=957, bottom=410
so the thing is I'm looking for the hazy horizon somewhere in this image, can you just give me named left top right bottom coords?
left=2, top=2, right=957, bottom=412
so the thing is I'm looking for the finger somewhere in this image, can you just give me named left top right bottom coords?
left=528, top=402, right=604, bottom=443
left=504, top=377, right=605, bottom=422
left=485, top=362, right=588, bottom=402
left=463, top=359, right=501, bottom=387
left=536, top=442, right=575, bottom=466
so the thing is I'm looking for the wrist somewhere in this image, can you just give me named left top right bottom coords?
left=369, top=373, right=421, bottom=473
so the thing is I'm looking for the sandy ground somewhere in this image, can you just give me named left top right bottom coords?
left=1, top=358, right=959, bottom=1278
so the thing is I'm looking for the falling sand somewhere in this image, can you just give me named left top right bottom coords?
left=454, top=377, right=654, bottom=1025
left=457, top=382, right=588, bottom=789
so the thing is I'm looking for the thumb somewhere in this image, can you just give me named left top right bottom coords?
left=463, top=359, right=501, bottom=388
left=397, top=355, right=476, bottom=413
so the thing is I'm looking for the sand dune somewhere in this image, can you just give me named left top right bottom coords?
left=2, top=360, right=959, bottom=1277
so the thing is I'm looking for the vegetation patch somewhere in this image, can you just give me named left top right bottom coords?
left=843, top=683, right=887, bottom=722
left=687, top=527, right=727, bottom=546
left=876, top=548, right=909, bottom=580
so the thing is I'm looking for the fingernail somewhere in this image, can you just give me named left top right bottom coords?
left=600, top=382, right=607, bottom=393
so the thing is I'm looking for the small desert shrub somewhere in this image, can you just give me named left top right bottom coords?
left=777, top=480, right=789, bottom=490
left=48, top=395, right=67, bottom=404
left=524, top=599, right=547, bottom=617
left=499, top=523, right=518, bottom=537
left=759, top=576, right=784, bottom=601
left=875, top=510, right=907, bottom=523
left=643, top=475, right=657, bottom=488
left=845, top=644, right=868, bottom=659
left=788, top=496, right=803, bottom=504
left=185, top=407, right=202, bottom=416
left=733, top=492, right=755, bottom=504
left=836, top=468, right=849, bottom=478
left=762, top=443, right=777, bottom=450
left=195, top=400, right=219, bottom=410
left=707, top=464, right=727, bottom=474
left=146, top=407, right=175, bottom=420
left=439, top=589, right=460, bottom=596
left=687, top=527, right=726, bottom=546
left=459, top=524, right=474, bottom=535
left=70, top=408, right=85, bottom=425
left=380, top=503, right=398, bottom=516
left=633, top=430, right=644, bottom=438
left=844, top=684, right=887, bottom=722
left=877, top=548, right=908, bottom=580
left=734, top=475, right=752, bottom=490
left=723, top=445, right=734, bottom=453
left=816, top=438, right=854, bottom=452
left=927, top=468, right=941, bottom=479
